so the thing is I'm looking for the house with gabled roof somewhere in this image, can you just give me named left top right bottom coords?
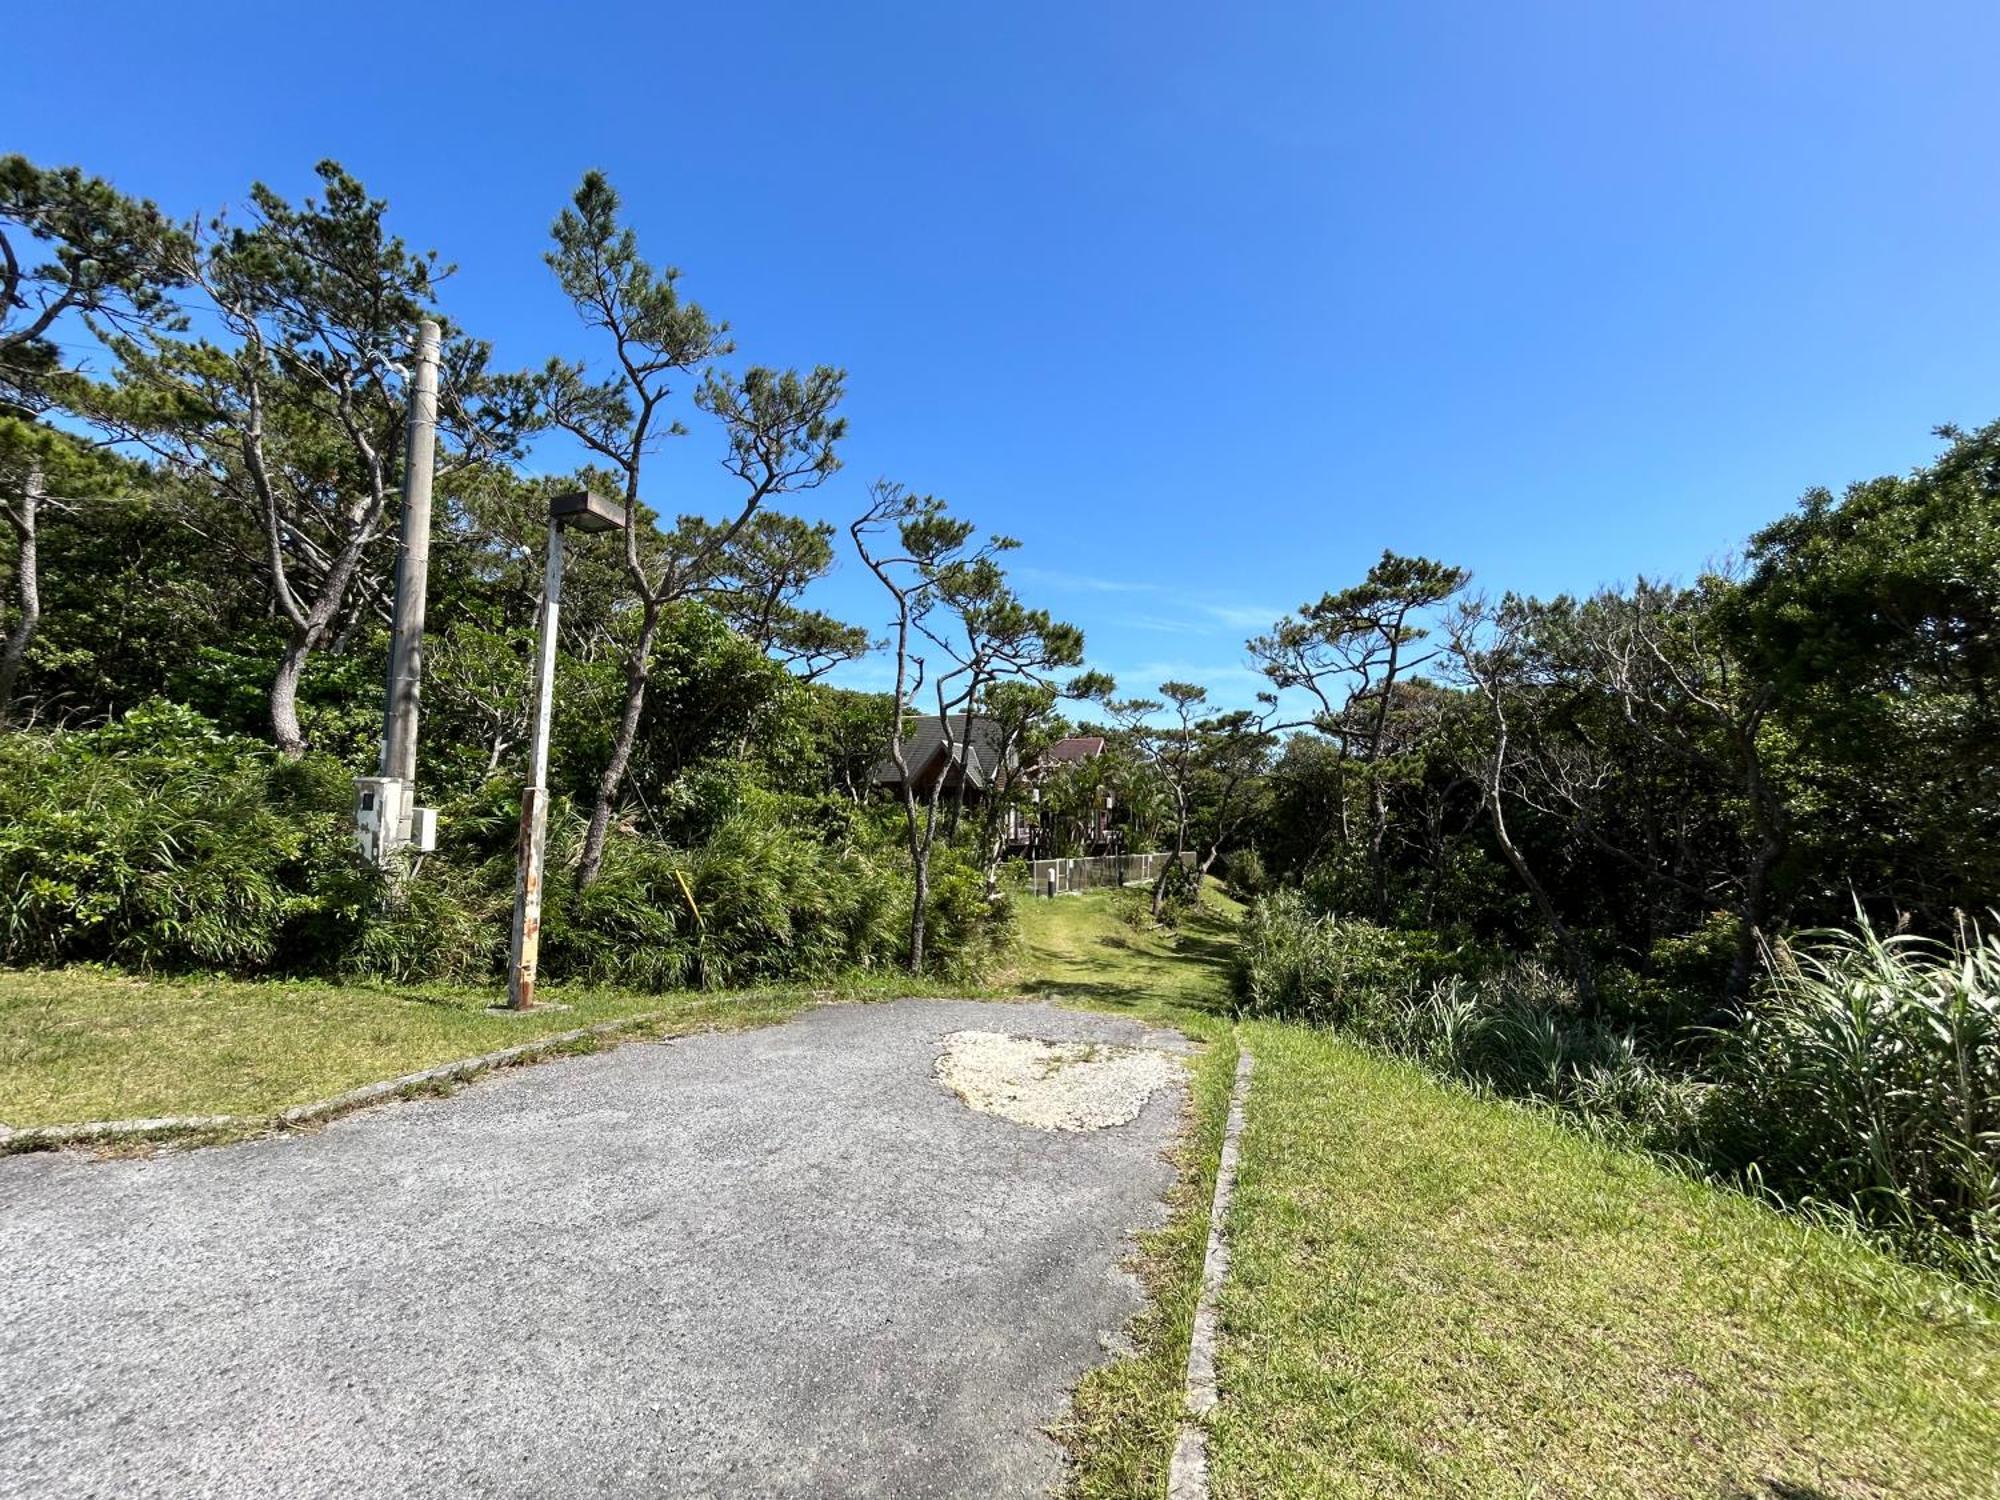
left=872, top=717, right=1117, bottom=855
left=869, top=714, right=1016, bottom=800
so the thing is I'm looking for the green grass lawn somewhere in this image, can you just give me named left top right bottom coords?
left=0, top=968, right=826, bottom=1127
left=1211, top=1022, right=2000, bottom=1499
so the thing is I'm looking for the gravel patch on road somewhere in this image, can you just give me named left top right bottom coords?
left=936, top=1029, right=1183, bottom=1131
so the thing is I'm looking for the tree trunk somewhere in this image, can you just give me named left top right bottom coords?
left=0, top=463, right=43, bottom=731
left=980, top=803, right=1007, bottom=899
left=1721, top=711, right=1786, bottom=1018
left=903, top=780, right=941, bottom=973
left=909, top=860, right=929, bottom=974
left=576, top=601, right=663, bottom=891
left=1480, top=671, right=1597, bottom=1010
left=268, top=584, right=352, bottom=758
left=260, top=479, right=385, bottom=760
left=1152, top=806, right=1188, bottom=919
left=270, top=623, right=313, bottom=757
left=1489, top=790, right=1597, bottom=1012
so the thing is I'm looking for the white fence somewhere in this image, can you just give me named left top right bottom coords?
left=1027, top=850, right=1193, bottom=896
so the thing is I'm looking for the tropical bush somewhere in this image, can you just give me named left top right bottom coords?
left=1701, top=918, right=2000, bottom=1253
left=1235, top=887, right=1999, bottom=1279
left=1234, top=889, right=1454, bottom=1025
left=1222, top=847, right=1267, bottom=902
left=0, top=704, right=1010, bottom=988
left=0, top=703, right=347, bottom=971
left=535, top=799, right=1003, bottom=991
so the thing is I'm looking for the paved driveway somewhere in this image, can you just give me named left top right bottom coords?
left=0, top=1000, right=1190, bottom=1499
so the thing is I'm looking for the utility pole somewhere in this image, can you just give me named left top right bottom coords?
left=382, top=318, right=441, bottom=839
left=356, top=321, right=442, bottom=867
left=508, top=490, right=624, bottom=1009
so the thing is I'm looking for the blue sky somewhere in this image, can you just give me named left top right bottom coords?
left=10, top=2, right=1999, bottom=710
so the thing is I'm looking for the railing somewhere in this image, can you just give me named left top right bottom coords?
left=1028, top=850, right=1193, bottom=896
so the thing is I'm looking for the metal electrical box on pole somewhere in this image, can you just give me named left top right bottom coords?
left=359, top=319, right=442, bottom=867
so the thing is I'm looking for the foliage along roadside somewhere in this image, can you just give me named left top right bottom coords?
left=0, top=701, right=1010, bottom=989
left=1233, top=888, right=2000, bottom=1288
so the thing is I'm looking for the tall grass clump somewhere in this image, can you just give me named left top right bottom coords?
left=1703, top=915, right=2000, bottom=1258
left=1235, top=887, right=1999, bottom=1282
left=1338, top=963, right=1707, bottom=1143
left=1235, top=888, right=1449, bottom=1025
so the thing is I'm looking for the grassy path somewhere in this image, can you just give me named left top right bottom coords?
left=1010, top=889, right=1242, bottom=1499
left=1017, top=889, right=1999, bottom=1500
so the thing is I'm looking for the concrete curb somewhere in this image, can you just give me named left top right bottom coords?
left=1167, top=1037, right=1255, bottom=1500
left=0, top=1012, right=669, bottom=1155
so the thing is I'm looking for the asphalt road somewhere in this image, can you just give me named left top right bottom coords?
left=0, top=1000, right=1190, bottom=1499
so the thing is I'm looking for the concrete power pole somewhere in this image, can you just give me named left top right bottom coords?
left=356, top=320, right=442, bottom=866
left=382, top=320, right=441, bottom=839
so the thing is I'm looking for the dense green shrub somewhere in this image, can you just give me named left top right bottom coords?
left=1222, top=848, right=1267, bottom=902
left=1234, top=889, right=1453, bottom=1025
left=531, top=797, right=1009, bottom=990
left=0, top=703, right=345, bottom=971
left=1597, top=913, right=1742, bottom=1043
left=1700, top=917, right=2000, bottom=1256
left=0, top=706, right=1010, bottom=988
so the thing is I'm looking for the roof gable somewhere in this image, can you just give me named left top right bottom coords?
left=870, top=714, right=1014, bottom=789
left=1043, top=735, right=1106, bottom=764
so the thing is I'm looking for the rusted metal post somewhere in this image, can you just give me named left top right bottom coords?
left=507, top=517, right=566, bottom=1010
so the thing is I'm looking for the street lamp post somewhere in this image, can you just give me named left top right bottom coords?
left=507, top=490, right=625, bottom=1010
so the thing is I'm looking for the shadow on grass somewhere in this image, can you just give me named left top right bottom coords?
left=1016, top=901, right=1240, bottom=1016
left=1174, top=908, right=1241, bottom=974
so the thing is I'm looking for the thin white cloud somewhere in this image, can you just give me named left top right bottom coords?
left=1125, top=613, right=1213, bottom=636
left=1103, top=603, right=1286, bottom=636
left=1016, top=566, right=1161, bottom=595
left=1198, top=601, right=1286, bottom=630
left=1105, top=660, right=1273, bottom=695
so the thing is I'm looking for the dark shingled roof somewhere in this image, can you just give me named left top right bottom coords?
left=870, top=715, right=1013, bottom=791
left=1042, top=735, right=1105, bottom=764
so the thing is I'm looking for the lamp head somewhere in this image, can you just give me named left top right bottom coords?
left=549, top=490, right=625, bottom=534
